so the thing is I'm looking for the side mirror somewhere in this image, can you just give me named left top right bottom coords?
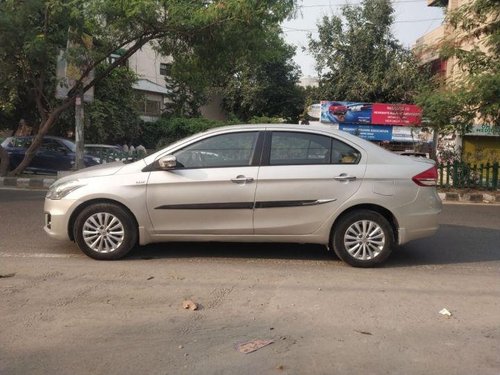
left=158, top=155, right=177, bottom=170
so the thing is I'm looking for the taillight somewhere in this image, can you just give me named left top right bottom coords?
left=412, top=166, right=438, bottom=186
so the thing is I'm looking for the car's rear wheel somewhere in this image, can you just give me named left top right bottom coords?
left=332, top=210, right=394, bottom=267
left=73, top=203, right=137, bottom=260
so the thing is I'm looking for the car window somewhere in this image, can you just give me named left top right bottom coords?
left=270, top=132, right=331, bottom=165
left=174, top=132, right=258, bottom=168
left=41, top=139, right=67, bottom=153
left=269, top=132, right=361, bottom=165
left=331, top=138, right=361, bottom=164
left=9, top=137, right=32, bottom=148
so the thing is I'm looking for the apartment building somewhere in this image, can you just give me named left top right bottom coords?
left=414, top=0, right=499, bottom=163
left=126, top=43, right=226, bottom=122
left=126, top=43, right=172, bottom=122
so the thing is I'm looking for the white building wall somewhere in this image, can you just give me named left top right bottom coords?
left=128, top=43, right=172, bottom=86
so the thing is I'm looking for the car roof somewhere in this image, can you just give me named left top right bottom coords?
left=5, top=135, right=69, bottom=141
left=85, top=144, right=120, bottom=148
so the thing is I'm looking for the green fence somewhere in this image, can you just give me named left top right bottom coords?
left=438, top=161, right=499, bottom=190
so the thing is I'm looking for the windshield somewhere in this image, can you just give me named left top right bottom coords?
left=60, top=139, right=76, bottom=152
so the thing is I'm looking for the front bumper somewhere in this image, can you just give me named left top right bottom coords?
left=44, top=198, right=77, bottom=241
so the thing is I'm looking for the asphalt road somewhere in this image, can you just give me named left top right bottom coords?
left=1, top=189, right=499, bottom=375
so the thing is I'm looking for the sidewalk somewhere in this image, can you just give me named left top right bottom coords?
left=1, top=174, right=499, bottom=204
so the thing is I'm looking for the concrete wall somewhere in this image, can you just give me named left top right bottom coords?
left=463, top=137, right=500, bottom=164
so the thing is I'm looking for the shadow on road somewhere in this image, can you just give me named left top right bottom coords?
left=127, top=224, right=500, bottom=267
left=388, top=224, right=500, bottom=267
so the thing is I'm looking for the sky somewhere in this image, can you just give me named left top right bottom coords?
left=282, top=0, right=445, bottom=77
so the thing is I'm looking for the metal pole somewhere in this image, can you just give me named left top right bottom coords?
left=75, top=90, right=85, bottom=170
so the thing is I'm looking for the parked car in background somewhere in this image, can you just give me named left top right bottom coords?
left=1, top=136, right=99, bottom=174
left=84, top=144, right=126, bottom=164
left=44, top=124, right=442, bottom=267
left=85, top=144, right=148, bottom=164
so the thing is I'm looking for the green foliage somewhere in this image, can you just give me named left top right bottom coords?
left=220, top=32, right=305, bottom=123
left=417, top=0, right=499, bottom=143
left=0, top=0, right=298, bottom=175
left=441, top=0, right=500, bottom=125
left=308, top=0, right=423, bottom=103
left=86, top=65, right=143, bottom=144
left=247, top=116, right=285, bottom=124
left=141, top=117, right=225, bottom=150
left=416, top=86, right=473, bottom=133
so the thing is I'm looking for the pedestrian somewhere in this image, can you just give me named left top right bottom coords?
left=136, top=144, right=147, bottom=157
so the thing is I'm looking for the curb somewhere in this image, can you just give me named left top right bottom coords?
left=438, top=192, right=500, bottom=204
left=0, top=176, right=56, bottom=190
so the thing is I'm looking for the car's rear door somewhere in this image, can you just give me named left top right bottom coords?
left=146, top=130, right=263, bottom=235
left=253, top=130, right=366, bottom=235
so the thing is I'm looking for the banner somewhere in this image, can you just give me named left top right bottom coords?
left=339, top=124, right=392, bottom=141
left=371, top=103, right=422, bottom=126
left=320, top=101, right=422, bottom=126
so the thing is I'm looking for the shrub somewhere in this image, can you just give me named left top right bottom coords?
left=141, top=117, right=225, bottom=150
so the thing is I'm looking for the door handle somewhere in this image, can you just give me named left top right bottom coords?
left=231, top=175, right=254, bottom=184
left=333, top=173, right=357, bottom=182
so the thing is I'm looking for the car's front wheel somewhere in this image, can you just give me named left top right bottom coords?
left=73, top=203, right=137, bottom=260
left=332, top=209, right=394, bottom=267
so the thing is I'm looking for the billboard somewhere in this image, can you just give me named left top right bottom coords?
left=320, top=101, right=422, bottom=126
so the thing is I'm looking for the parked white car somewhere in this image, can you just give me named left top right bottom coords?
left=44, top=124, right=442, bottom=267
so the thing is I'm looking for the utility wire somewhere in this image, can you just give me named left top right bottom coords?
left=300, top=0, right=430, bottom=7
left=282, top=17, right=443, bottom=33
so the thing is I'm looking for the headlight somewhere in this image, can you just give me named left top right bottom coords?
left=46, top=180, right=86, bottom=200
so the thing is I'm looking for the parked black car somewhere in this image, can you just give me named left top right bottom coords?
left=1, top=136, right=100, bottom=174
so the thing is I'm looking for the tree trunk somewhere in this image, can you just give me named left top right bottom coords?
left=0, top=146, right=10, bottom=177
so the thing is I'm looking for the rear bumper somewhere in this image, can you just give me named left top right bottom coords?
left=396, top=188, right=442, bottom=245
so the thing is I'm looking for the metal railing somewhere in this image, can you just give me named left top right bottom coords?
left=89, top=149, right=148, bottom=164
left=438, top=161, right=499, bottom=190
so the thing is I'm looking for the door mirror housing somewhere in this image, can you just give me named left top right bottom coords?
left=158, top=155, right=177, bottom=170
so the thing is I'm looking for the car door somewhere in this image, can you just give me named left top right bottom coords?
left=34, top=139, right=73, bottom=172
left=254, top=130, right=366, bottom=235
left=146, top=130, right=263, bottom=235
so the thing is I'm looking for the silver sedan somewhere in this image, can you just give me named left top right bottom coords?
left=44, top=124, right=442, bottom=267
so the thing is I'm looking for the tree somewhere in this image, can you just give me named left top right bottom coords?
left=86, top=65, right=143, bottom=144
left=415, top=0, right=499, bottom=160
left=308, top=0, right=423, bottom=103
left=418, top=0, right=499, bottom=128
left=0, top=0, right=297, bottom=176
left=221, top=32, right=305, bottom=123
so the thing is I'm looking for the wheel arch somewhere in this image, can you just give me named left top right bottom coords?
left=329, top=204, right=399, bottom=246
left=68, top=198, right=139, bottom=242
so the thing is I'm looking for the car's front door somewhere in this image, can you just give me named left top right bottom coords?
left=34, top=139, right=73, bottom=172
left=146, top=131, right=262, bottom=235
left=254, top=131, right=366, bottom=235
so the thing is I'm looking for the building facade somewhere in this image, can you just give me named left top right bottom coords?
left=127, top=43, right=172, bottom=122
left=413, top=0, right=499, bottom=164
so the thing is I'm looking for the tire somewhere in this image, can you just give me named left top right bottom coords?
left=73, top=203, right=137, bottom=260
left=332, top=209, right=394, bottom=267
